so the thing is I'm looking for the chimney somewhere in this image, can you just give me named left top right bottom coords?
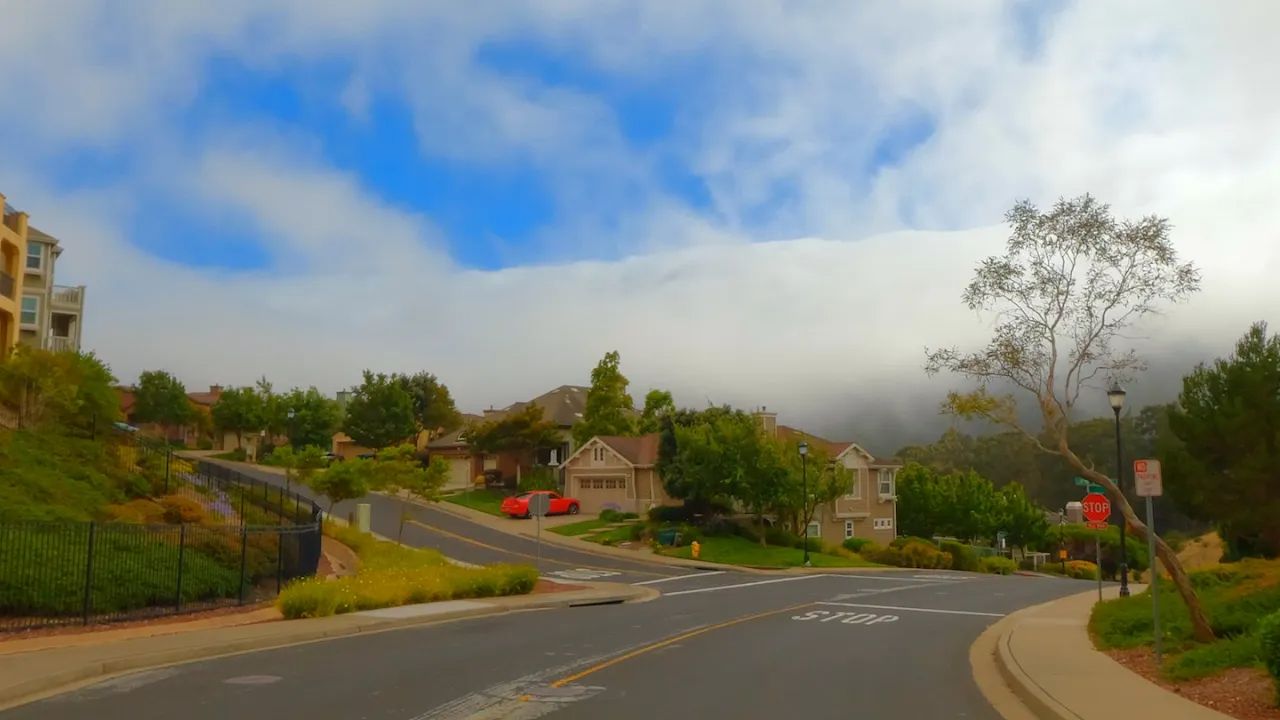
left=209, top=385, right=223, bottom=394
left=753, top=406, right=778, bottom=437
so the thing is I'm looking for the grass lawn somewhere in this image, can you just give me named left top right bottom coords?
left=443, top=489, right=509, bottom=517
left=1090, top=558, right=1280, bottom=681
left=581, top=524, right=643, bottom=546
left=549, top=518, right=616, bottom=536
left=656, top=534, right=877, bottom=569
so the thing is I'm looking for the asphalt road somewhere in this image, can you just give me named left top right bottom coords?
left=222, top=460, right=700, bottom=584
left=4, top=571, right=1087, bottom=719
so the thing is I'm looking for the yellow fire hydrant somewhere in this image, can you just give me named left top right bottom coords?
left=691, top=540, right=701, bottom=559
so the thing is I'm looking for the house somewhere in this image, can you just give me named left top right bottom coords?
left=1, top=195, right=28, bottom=358
left=560, top=434, right=675, bottom=515
left=755, top=409, right=902, bottom=547
left=18, top=225, right=86, bottom=353
left=426, top=385, right=589, bottom=490
left=117, top=384, right=227, bottom=448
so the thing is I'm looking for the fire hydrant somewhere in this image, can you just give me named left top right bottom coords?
left=691, top=540, right=701, bottom=559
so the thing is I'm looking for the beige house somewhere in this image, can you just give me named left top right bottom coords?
left=756, top=410, right=901, bottom=548
left=2, top=195, right=28, bottom=358
left=560, top=434, right=675, bottom=515
left=19, top=226, right=86, bottom=353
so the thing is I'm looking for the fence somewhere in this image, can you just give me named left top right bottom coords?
left=0, top=436, right=322, bottom=632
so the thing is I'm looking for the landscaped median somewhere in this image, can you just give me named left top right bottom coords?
left=277, top=524, right=537, bottom=618
left=442, top=488, right=508, bottom=517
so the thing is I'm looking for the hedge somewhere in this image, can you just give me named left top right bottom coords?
left=1259, top=610, right=1280, bottom=705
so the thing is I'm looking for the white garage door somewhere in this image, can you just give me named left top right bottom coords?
left=572, top=475, right=629, bottom=514
left=446, top=458, right=472, bottom=490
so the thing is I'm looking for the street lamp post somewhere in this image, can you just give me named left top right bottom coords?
left=1108, top=383, right=1130, bottom=598
left=799, top=441, right=811, bottom=568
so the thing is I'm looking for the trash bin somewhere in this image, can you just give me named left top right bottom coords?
left=656, top=528, right=682, bottom=546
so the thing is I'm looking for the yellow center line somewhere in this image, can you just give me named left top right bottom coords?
left=549, top=601, right=815, bottom=688
left=405, top=519, right=667, bottom=577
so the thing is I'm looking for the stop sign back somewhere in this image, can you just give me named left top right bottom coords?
left=1081, top=492, right=1111, bottom=523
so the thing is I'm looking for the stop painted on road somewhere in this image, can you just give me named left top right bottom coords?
left=791, top=609, right=899, bottom=626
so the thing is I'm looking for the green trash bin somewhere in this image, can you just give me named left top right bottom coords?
left=656, top=528, right=682, bottom=546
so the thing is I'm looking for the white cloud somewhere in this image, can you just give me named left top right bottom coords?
left=2, top=0, right=1279, bottom=451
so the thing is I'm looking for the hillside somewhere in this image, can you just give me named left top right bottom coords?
left=0, top=430, right=144, bottom=522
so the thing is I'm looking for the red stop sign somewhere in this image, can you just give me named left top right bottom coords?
left=1081, top=492, right=1111, bottom=523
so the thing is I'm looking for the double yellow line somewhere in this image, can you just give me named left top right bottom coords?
left=515, top=601, right=815, bottom=699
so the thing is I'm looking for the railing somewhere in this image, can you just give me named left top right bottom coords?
left=44, top=335, right=76, bottom=353
left=0, top=270, right=13, bottom=299
left=0, top=435, right=323, bottom=632
left=50, top=284, right=83, bottom=308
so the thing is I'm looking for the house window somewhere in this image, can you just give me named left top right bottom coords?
left=878, top=470, right=895, bottom=497
left=592, top=446, right=606, bottom=462
left=604, top=478, right=626, bottom=490
left=873, top=518, right=894, bottom=531
left=806, top=522, right=822, bottom=538
left=844, top=520, right=855, bottom=539
left=25, top=243, right=41, bottom=271
left=20, top=295, right=38, bottom=326
left=848, top=471, right=862, bottom=499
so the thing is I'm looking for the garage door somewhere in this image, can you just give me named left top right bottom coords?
left=571, top=475, right=629, bottom=514
left=446, top=458, right=472, bottom=491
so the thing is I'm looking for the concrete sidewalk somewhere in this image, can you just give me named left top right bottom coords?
left=980, top=587, right=1232, bottom=720
left=0, top=581, right=653, bottom=712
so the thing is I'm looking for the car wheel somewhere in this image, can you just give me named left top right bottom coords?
left=568, top=504, right=579, bottom=515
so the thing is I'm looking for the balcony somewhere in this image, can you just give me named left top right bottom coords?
left=0, top=270, right=13, bottom=300
left=45, top=334, right=78, bottom=353
left=50, top=285, right=84, bottom=310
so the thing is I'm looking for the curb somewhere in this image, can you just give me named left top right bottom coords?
left=0, top=583, right=655, bottom=712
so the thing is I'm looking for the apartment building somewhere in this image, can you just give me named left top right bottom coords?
left=1, top=194, right=29, bottom=357
left=18, top=223, right=86, bottom=353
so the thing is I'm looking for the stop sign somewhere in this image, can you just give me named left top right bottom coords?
left=1081, top=492, right=1111, bottom=523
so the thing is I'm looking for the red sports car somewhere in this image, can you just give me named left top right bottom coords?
left=500, top=491, right=581, bottom=518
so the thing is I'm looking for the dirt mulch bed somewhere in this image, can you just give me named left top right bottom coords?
left=531, top=580, right=586, bottom=594
left=1108, top=647, right=1279, bottom=720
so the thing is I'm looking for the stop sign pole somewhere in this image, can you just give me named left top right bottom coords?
left=1135, top=459, right=1164, bottom=664
left=1081, top=492, right=1111, bottom=603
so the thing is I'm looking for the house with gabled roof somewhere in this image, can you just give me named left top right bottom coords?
left=755, top=408, right=902, bottom=546
left=559, top=433, right=674, bottom=515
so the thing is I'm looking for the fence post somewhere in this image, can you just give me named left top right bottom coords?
left=175, top=523, right=187, bottom=612
left=82, top=522, right=96, bottom=625
left=238, top=523, right=249, bottom=605
left=164, top=450, right=171, bottom=494
left=276, top=530, right=285, bottom=595
left=239, top=482, right=247, bottom=520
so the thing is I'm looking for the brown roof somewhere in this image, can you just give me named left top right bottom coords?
left=597, top=434, right=660, bottom=466
left=775, top=424, right=899, bottom=466
left=426, top=414, right=483, bottom=448
left=498, top=385, right=589, bottom=427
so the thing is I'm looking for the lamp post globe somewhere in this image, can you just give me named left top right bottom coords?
left=1108, top=383, right=1130, bottom=597
left=798, top=441, right=810, bottom=567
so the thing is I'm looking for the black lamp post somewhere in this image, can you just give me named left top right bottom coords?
left=1108, top=383, right=1130, bottom=598
left=799, top=441, right=811, bottom=568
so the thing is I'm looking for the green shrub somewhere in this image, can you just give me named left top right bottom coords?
left=860, top=540, right=951, bottom=569
left=627, top=524, right=646, bottom=542
left=648, top=505, right=693, bottom=524
left=980, top=556, right=1017, bottom=575
left=159, top=495, right=210, bottom=525
left=196, top=438, right=214, bottom=450
left=620, top=512, right=639, bottom=520
left=599, top=508, right=623, bottom=522
left=843, top=537, right=872, bottom=553
left=1259, top=610, right=1280, bottom=705
left=764, top=526, right=800, bottom=548
left=941, top=541, right=980, bottom=572
left=276, top=563, right=538, bottom=619
left=1048, top=560, right=1099, bottom=580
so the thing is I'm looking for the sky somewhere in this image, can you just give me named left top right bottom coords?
left=2, top=1, right=1278, bottom=451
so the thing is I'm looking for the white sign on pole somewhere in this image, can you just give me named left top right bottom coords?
left=528, top=493, right=551, bottom=517
left=1134, top=459, right=1163, bottom=497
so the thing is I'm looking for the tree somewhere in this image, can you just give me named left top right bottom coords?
left=343, top=371, right=417, bottom=449
left=638, top=389, right=676, bottom=434
left=656, top=406, right=753, bottom=511
left=1165, top=322, right=1280, bottom=559
left=924, top=194, right=1212, bottom=640
left=465, top=404, right=563, bottom=478
left=572, top=350, right=635, bottom=444
left=367, top=444, right=449, bottom=543
left=132, top=370, right=193, bottom=438
left=309, top=459, right=371, bottom=514
left=280, top=387, right=342, bottom=449
left=394, top=372, right=462, bottom=438
left=0, top=348, right=119, bottom=433
left=997, top=483, right=1050, bottom=553
left=256, top=377, right=287, bottom=440
left=211, top=386, right=264, bottom=449
left=270, top=444, right=328, bottom=493
left=771, top=436, right=851, bottom=538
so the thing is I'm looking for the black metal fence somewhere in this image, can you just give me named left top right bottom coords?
left=0, top=437, right=322, bottom=632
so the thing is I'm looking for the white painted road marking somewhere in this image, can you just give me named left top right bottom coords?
left=791, top=610, right=900, bottom=625
left=631, top=571, right=726, bottom=586
left=547, top=568, right=621, bottom=581
left=820, top=573, right=957, bottom=584
left=662, top=575, right=826, bottom=596
left=815, top=601, right=1004, bottom=618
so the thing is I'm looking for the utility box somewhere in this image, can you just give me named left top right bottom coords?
left=355, top=503, right=371, bottom=533
left=1065, top=501, right=1084, bottom=524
